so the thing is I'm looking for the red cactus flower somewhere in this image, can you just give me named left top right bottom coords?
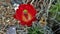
left=14, top=4, right=37, bottom=27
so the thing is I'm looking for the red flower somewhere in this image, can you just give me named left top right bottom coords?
left=14, top=4, right=37, bottom=27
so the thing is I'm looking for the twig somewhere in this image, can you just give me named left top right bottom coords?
left=46, top=0, right=53, bottom=17
left=54, top=27, right=60, bottom=33
left=30, top=0, right=34, bottom=4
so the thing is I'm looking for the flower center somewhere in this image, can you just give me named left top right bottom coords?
left=23, top=10, right=28, bottom=19
left=23, top=10, right=28, bottom=14
left=22, top=10, right=32, bottom=22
